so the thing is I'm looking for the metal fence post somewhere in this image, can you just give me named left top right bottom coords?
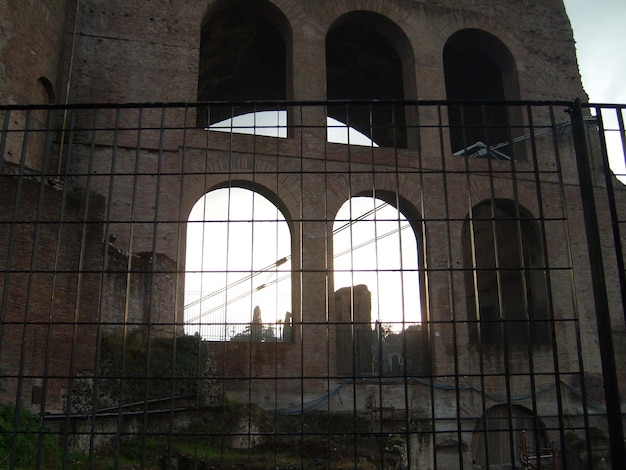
left=570, top=98, right=626, bottom=468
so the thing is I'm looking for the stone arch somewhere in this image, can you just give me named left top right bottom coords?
left=208, top=179, right=295, bottom=228
left=325, top=176, right=428, bottom=266
left=433, top=10, right=531, bottom=80
left=462, top=199, right=550, bottom=345
left=325, top=10, right=416, bottom=149
left=444, top=28, right=524, bottom=159
left=197, top=0, right=292, bottom=127
left=184, top=182, right=295, bottom=342
left=180, top=155, right=303, bottom=224
left=472, top=404, right=550, bottom=468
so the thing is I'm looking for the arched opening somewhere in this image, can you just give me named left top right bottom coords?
left=209, top=110, right=288, bottom=138
left=444, top=29, right=523, bottom=160
left=208, top=110, right=379, bottom=147
left=36, top=77, right=55, bottom=103
left=333, top=196, right=428, bottom=376
left=197, top=0, right=290, bottom=127
left=326, top=11, right=414, bottom=149
left=472, top=405, right=552, bottom=469
left=26, top=76, right=56, bottom=170
left=184, top=187, right=292, bottom=342
left=462, top=200, right=550, bottom=345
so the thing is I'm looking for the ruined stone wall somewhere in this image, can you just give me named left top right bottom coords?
left=59, top=0, right=584, bottom=105
left=0, top=1, right=71, bottom=171
left=0, top=0, right=70, bottom=105
left=1, top=1, right=623, bottom=463
left=102, top=248, right=180, bottom=332
left=0, top=174, right=104, bottom=412
left=0, top=1, right=585, bottom=106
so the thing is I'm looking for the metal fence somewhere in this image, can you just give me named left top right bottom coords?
left=0, top=100, right=624, bottom=469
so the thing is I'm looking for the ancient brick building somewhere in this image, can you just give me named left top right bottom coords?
left=1, top=0, right=625, bottom=468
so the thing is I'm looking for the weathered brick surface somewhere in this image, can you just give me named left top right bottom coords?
left=0, top=0, right=69, bottom=105
left=0, top=175, right=103, bottom=411
left=1, top=0, right=585, bottom=106
left=0, top=0, right=623, bottom=462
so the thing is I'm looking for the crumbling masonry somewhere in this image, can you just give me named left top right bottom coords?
left=1, top=0, right=625, bottom=468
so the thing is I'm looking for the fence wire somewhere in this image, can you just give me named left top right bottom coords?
left=0, top=100, right=624, bottom=469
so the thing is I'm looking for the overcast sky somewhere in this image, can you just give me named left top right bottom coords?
left=564, top=0, right=626, bottom=103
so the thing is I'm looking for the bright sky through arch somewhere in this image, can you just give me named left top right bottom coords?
left=185, top=187, right=292, bottom=340
left=333, top=197, right=421, bottom=331
left=209, top=110, right=379, bottom=147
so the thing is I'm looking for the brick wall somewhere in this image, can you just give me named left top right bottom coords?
left=0, top=174, right=104, bottom=411
left=0, top=1, right=623, bottom=462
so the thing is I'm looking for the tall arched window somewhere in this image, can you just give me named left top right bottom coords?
left=333, top=196, right=427, bottom=376
left=444, top=29, right=523, bottom=160
left=326, top=12, right=415, bottom=149
left=184, top=187, right=292, bottom=342
left=197, top=0, right=291, bottom=127
left=462, top=200, right=550, bottom=345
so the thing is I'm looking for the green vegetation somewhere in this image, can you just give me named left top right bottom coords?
left=70, top=330, right=217, bottom=414
left=0, top=393, right=389, bottom=469
left=64, top=405, right=383, bottom=469
left=0, top=402, right=62, bottom=470
left=0, top=340, right=398, bottom=469
left=1, top=369, right=61, bottom=469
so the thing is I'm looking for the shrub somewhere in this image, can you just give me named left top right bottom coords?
left=0, top=401, right=61, bottom=470
left=69, top=330, right=217, bottom=414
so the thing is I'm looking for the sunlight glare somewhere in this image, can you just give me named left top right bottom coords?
left=185, top=188, right=292, bottom=340
left=333, top=197, right=421, bottom=331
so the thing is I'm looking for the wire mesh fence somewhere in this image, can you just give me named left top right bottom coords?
left=0, top=100, right=624, bottom=469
